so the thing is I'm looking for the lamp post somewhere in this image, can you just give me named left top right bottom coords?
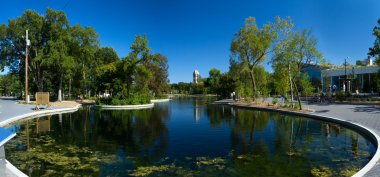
left=344, top=57, right=349, bottom=93
left=25, top=30, right=30, bottom=103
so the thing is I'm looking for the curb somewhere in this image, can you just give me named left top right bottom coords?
left=151, top=99, right=171, bottom=103
left=94, top=103, right=154, bottom=110
left=230, top=103, right=380, bottom=177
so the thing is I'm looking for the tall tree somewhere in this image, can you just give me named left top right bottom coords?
left=123, top=34, right=151, bottom=98
left=207, top=68, right=221, bottom=94
left=145, top=53, right=169, bottom=97
left=44, top=9, right=74, bottom=101
left=1, top=9, right=46, bottom=91
left=272, top=29, right=322, bottom=109
left=369, top=18, right=380, bottom=65
left=230, top=16, right=292, bottom=99
left=94, top=47, right=120, bottom=95
left=71, top=24, right=99, bottom=97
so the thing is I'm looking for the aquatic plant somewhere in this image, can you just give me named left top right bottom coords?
left=129, top=165, right=171, bottom=176
left=310, top=166, right=333, bottom=177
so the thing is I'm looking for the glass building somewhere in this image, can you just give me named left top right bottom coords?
left=303, top=64, right=380, bottom=93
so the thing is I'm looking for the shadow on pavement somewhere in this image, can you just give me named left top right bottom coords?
left=350, top=106, right=380, bottom=114
left=314, top=110, right=330, bottom=113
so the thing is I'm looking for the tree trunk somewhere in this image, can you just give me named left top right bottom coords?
left=69, top=78, right=71, bottom=99
left=288, top=64, right=294, bottom=108
left=292, top=78, right=302, bottom=110
left=249, top=70, right=257, bottom=99
left=82, top=63, right=87, bottom=97
left=58, top=73, right=63, bottom=102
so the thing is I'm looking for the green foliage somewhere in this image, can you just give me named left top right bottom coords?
left=171, top=82, right=191, bottom=94
left=299, top=73, right=315, bottom=96
left=272, top=97, right=278, bottom=105
left=230, top=16, right=292, bottom=98
left=336, top=91, right=352, bottom=101
left=355, top=60, right=364, bottom=66
left=207, top=68, right=222, bottom=94
left=0, top=74, right=22, bottom=97
left=0, top=9, right=169, bottom=101
left=97, top=92, right=151, bottom=105
left=369, top=19, right=380, bottom=63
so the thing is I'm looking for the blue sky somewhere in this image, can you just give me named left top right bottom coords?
left=0, top=0, right=379, bottom=83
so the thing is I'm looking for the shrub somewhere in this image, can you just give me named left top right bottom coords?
left=336, top=91, right=346, bottom=102
left=96, top=92, right=152, bottom=105
left=272, top=97, right=278, bottom=105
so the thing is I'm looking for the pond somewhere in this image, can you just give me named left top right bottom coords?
left=5, top=97, right=376, bottom=177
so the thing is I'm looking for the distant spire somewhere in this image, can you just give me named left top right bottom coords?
left=193, top=69, right=200, bottom=83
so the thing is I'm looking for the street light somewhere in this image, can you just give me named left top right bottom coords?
left=344, top=57, right=349, bottom=93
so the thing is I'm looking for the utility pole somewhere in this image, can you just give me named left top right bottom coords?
left=25, top=30, right=30, bottom=103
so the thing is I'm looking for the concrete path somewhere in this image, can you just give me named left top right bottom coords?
left=0, top=99, right=69, bottom=125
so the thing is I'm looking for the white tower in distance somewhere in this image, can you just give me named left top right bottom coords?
left=193, top=70, right=200, bottom=83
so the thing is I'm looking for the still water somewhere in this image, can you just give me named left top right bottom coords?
left=5, top=97, right=376, bottom=176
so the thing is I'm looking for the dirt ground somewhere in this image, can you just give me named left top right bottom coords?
left=49, top=101, right=80, bottom=107
left=234, top=101, right=313, bottom=113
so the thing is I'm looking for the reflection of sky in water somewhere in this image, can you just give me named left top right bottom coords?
left=4, top=97, right=376, bottom=176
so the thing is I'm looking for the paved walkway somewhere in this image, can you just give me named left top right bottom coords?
left=0, top=99, right=71, bottom=126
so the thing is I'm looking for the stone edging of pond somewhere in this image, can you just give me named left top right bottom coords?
left=230, top=103, right=380, bottom=177
left=0, top=104, right=81, bottom=177
left=94, top=103, right=154, bottom=110
left=151, top=99, right=171, bottom=103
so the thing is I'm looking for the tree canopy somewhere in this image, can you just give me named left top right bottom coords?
left=0, top=9, right=170, bottom=102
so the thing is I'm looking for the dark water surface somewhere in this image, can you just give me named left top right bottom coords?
left=5, top=97, right=376, bottom=176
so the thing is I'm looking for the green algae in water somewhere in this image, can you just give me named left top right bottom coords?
left=311, top=166, right=333, bottom=177
left=129, top=165, right=171, bottom=176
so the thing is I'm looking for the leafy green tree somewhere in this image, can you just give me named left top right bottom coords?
left=1, top=9, right=46, bottom=91
left=145, top=53, right=170, bottom=97
left=43, top=9, right=74, bottom=101
left=122, top=34, right=152, bottom=98
left=70, top=24, right=99, bottom=97
left=207, top=68, right=221, bottom=94
left=230, top=17, right=292, bottom=99
left=217, top=73, right=235, bottom=98
left=369, top=19, right=380, bottom=65
left=298, top=73, right=314, bottom=96
left=272, top=29, right=322, bottom=109
left=355, top=60, right=364, bottom=66
left=369, top=19, right=380, bottom=93
left=0, top=74, right=22, bottom=97
left=94, top=47, right=120, bottom=95
left=228, top=58, right=252, bottom=98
